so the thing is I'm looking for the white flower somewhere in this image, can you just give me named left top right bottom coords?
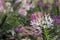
left=45, top=14, right=53, bottom=28
left=5, top=2, right=11, bottom=8
left=48, top=16, right=53, bottom=23
left=36, top=27, right=41, bottom=30
left=43, top=25, right=47, bottom=28
left=21, top=4, right=30, bottom=10
left=21, top=0, right=35, bottom=10
left=30, top=20, right=39, bottom=26
left=18, top=8, right=27, bottom=16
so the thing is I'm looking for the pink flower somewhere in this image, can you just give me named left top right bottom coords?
left=0, top=0, right=4, bottom=5
left=30, top=14, right=35, bottom=20
left=37, top=0, right=43, bottom=6
left=15, top=26, right=23, bottom=32
left=0, top=0, right=4, bottom=12
left=3, top=9, right=7, bottom=14
left=0, top=6, right=4, bottom=12
left=37, top=12, right=42, bottom=19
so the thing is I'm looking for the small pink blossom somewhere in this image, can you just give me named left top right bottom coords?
left=30, top=14, right=35, bottom=20
left=0, top=6, right=4, bottom=12
left=0, top=0, right=4, bottom=12
left=0, top=0, right=4, bottom=5
left=3, top=9, right=7, bottom=14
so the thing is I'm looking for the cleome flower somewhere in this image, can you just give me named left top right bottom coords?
left=30, top=12, right=42, bottom=26
left=44, top=13, right=54, bottom=28
left=30, top=12, right=54, bottom=28
left=21, top=0, right=35, bottom=10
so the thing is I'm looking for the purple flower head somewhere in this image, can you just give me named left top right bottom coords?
left=55, top=2, right=60, bottom=6
left=54, top=0, right=58, bottom=2
left=54, top=0, right=59, bottom=3
left=54, top=0, right=60, bottom=6
left=44, top=1, right=51, bottom=11
left=15, top=26, right=23, bottom=32
left=30, top=14, right=35, bottom=20
left=15, top=26, right=20, bottom=32
left=53, top=16, right=60, bottom=19
left=45, top=1, right=51, bottom=7
left=19, top=27, right=23, bottom=32
left=53, top=16, right=60, bottom=25
left=44, top=2, right=51, bottom=11
left=37, top=0, right=43, bottom=6
left=44, top=5, right=48, bottom=11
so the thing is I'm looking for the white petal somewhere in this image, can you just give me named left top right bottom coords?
left=5, top=2, right=11, bottom=7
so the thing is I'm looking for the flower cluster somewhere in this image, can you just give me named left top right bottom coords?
left=14, top=12, right=54, bottom=38
left=0, top=0, right=60, bottom=40
left=30, top=12, right=53, bottom=28
left=17, top=0, right=35, bottom=16
left=0, top=0, right=13, bottom=14
left=0, top=0, right=35, bottom=16
left=0, top=0, right=6, bottom=13
left=15, top=26, right=42, bottom=37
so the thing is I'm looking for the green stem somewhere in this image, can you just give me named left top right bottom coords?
left=44, top=28, right=49, bottom=40
left=0, top=15, right=7, bottom=28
